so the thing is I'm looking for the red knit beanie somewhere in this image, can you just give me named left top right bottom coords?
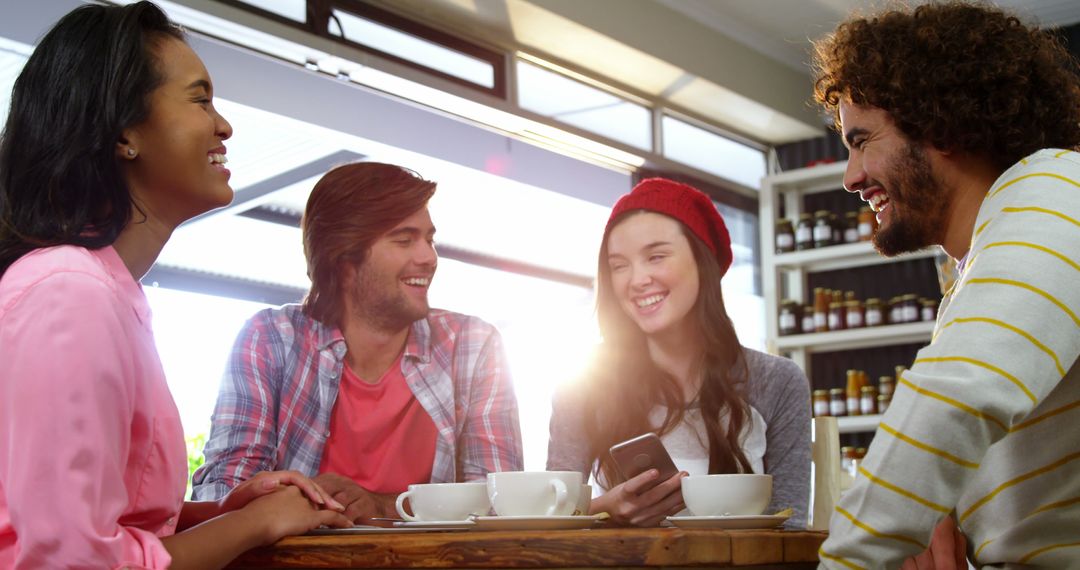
left=605, top=178, right=733, bottom=277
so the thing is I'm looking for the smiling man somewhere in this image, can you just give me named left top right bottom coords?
left=812, top=3, right=1080, bottom=568
left=192, top=162, right=523, bottom=523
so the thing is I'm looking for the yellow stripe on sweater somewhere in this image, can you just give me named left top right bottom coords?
left=877, top=423, right=980, bottom=469
left=960, top=450, right=1080, bottom=523
left=818, top=549, right=866, bottom=570
left=940, top=316, right=1066, bottom=377
left=897, top=376, right=1008, bottom=433
left=1011, top=399, right=1080, bottom=433
left=1054, top=150, right=1074, bottom=158
left=979, top=241, right=1080, bottom=275
left=1001, top=206, right=1080, bottom=230
left=987, top=172, right=1080, bottom=200
left=974, top=539, right=994, bottom=561
left=915, top=356, right=1036, bottom=403
left=857, top=465, right=952, bottom=512
left=1027, top=495, right=1080, bottom=518
left=834, top=506, right=927, bottom=549
left=1020, top=541, right=1080, bottom=563
left=966, top=277, right=1080, bottom=328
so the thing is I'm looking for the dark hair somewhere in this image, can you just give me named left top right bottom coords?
left=0, top=1, right=183, bottom=276
left=813, top=1, right=1080, bottom=169
left=584, top=212, right=752, bottom=487
left=301, top=162, right=437, bottom=326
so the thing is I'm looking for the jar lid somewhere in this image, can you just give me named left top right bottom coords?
left=845, top=211, right=858, bottom=218
left=829, top=388, right=845, bottom=395
left=866, top=297, right=881, bottom=303
left=812, top=389, right=828, bottom=396
left=799, top=212, right=813, bottom=219
left=814, top=209, right=831, bottom=217
left=861, top=385, right=877, bottom=393
left=879, top=376, right=894, bottom=383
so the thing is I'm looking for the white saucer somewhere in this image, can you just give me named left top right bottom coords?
left=393, top=520, right=476, bottom=530
left=666, top=514, right=790, bottom=530
left=470, top=514, right=605, bottom=531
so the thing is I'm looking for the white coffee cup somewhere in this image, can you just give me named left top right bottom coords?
left=574, top=484, right=593, bottom=516
left=487, top=471, right=582, bottom=517
left=395, top=482, right=490, bottom=522
left=681, top=474, right=772, bottom=517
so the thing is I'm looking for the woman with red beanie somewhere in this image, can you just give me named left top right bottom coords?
left=547, top=178, right=810, bottom=527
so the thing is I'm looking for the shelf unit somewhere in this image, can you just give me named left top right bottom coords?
left=761, top=162, right=936, bottom=433
left=837, top=414, right=882, bottom=434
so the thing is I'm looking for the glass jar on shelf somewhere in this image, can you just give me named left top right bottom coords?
left=779, top=300, right=799, bottom=335
left=830, top=213, right=843, bottom=245
left=812, top=389, right=830, bottom=417
left=920, top=298, right=938, bottom=322
left=902, top=294, right=920, bottom=323
left=861, top=385, right=878, bottom=415
left=857, top=206, right=876, bottom=241
left=894, top=366, right=907, bottom=383
left=845, top=299, right=864, bottom=328
left=829, top=388, right=847, bottom=416
left=813, top=288, right=829, bottom=332
left=846, top=370, right=862, bottom=417
left=877, top=393, right=891, bottom=414
left=796, top=213, right=814, bottom=251
left=843, top=211, right=860, bottom=243
left=879, top=375, right=895, bottom=399
left=865, top=298, right=884, bottom=326
left=801, top=305, right=816, bottom=335
left=775, top=219, right=795, bottom=254
left=813, top=210, right=833, bottom=248
left=828, top=301, right=846, bottom=331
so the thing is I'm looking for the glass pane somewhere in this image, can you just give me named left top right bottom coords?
left=517, top=60, right=651, bottom=150
left=235, top=0, right=307, bottom=22
left=330, top=9, right=494, bottom=88
left=662, top=116, right=766, bottom=190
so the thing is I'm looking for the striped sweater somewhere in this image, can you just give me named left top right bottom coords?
left=819, top=149, right=1080, bottom=569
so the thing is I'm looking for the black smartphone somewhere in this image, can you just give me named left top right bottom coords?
left=609, top=433, right=680, bottom=487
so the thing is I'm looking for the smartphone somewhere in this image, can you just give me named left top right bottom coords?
left=609, top=433, right=680, bottom=487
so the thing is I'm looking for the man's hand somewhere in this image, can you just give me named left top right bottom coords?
left=312, top=472, right=397, bottom=524
left=900, top=516, right=968, bottom=570
left=219, top=470, right=345, bottom=516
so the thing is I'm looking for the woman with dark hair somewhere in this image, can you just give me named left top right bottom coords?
left=0, top=2, right=350, bottom=568
left=547, top=178, right=811, bottom=528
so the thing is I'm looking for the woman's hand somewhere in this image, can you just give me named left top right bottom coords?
left=220, top=470, right=345, bottom=515
left=592, top=469, right=687, bottom=527
left=244, top=485, right=353, bottom=545
left=900, top=516, right=968, bottom=570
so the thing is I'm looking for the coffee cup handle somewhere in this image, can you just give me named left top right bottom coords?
left=396, top=490, right=419, bottom=522
left=545, top=479, right=569, bottom=517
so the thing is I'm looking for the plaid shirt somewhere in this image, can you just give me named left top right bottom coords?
left=191, top=305, right=523, bottom=500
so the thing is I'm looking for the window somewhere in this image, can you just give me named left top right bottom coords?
left=517, top=59, right=651, bottom=151
left=233, top=0, right=307, bottom=23
left=329, top=9, right=495, bottom=89
left=662, top=115, right=766, bottom=190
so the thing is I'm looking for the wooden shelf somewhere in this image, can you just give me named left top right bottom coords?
left=776, top=321, right=934, bottom=353
left=837, top=414, right=882, bottom=434
left=773, top=242, right=938, bottom=272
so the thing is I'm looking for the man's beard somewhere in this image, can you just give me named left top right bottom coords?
left=350, top=268, right=428, bottom=332
left=872, top=142, right=950, bottom=257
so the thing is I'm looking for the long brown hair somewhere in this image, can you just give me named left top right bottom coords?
left=585, top=211, right=752, bottom=487
left=301, top=162, right=435, bottom=326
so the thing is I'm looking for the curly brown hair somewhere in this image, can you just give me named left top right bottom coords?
left=813, top=1, right=1080, bottom=170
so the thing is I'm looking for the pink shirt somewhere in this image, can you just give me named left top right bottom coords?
left=317, top=354, right=437, bottom=494
left=0, top=245, right=185, bottom=569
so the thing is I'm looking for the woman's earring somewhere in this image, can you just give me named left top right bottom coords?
left=126, top=148, right=137, bottom=158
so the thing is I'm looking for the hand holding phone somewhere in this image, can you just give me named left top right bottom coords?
left=609, top=433, right=679, bottom=486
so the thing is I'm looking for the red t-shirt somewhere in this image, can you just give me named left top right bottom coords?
left=317, top=353, right=437, bottom=493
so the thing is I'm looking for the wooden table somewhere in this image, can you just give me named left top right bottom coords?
left=229, top=527, right=827, bottom=569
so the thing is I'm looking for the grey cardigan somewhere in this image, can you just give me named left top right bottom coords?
left=546, top=348, right=811, bottom=529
